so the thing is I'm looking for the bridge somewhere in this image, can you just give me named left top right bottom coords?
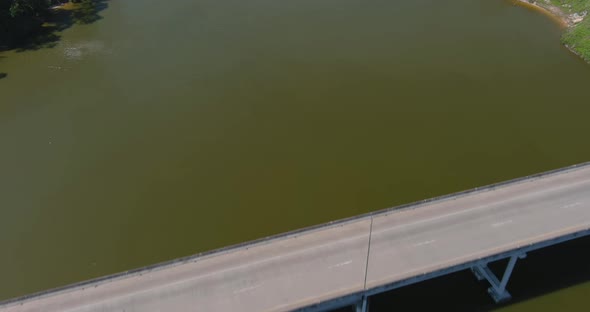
left=1, top=162, right=590, bottom=312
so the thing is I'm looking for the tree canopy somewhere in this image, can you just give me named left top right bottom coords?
left=0, top=1, right=84, bottom=46
left=1, top=0, right=50, bottom=46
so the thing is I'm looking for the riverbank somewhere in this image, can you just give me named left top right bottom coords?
left=50, top=2, right=79, bottom=11
left=0, top=1, right=107, bottom=51
left=516, top=0, right=590, bottom=62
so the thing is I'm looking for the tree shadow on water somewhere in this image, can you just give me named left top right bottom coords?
left=12, top=29, right=61, bottom=52
left=71, top=0, right=110, bottom=25
left=1, top=0, right=110, bottom=53
left=0, top=55, right=5, bottom=80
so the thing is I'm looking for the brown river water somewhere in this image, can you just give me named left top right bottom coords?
left=1, top=0, right=589, bottom=309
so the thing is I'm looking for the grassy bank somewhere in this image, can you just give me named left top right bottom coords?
left=523, top=0, right=590, bottom=62
left=562, top=14, right=590, bottom=61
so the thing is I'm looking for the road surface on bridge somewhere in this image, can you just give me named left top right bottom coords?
left=2, top=163, right=590, bottom=312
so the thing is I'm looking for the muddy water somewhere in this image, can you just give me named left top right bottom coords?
left=1, top=0, right=590, bottom=308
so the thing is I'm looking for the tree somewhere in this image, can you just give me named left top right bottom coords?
left=0, top=0, right=52, bottom=46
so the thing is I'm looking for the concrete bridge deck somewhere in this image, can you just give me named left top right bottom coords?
left=2, top=162, right=590, bottom=312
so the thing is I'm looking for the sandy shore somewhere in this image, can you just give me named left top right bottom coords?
left=514, top=0, right=590, bottom=61
left=50, top=2, right=78, bottom=11
left=515, top=0, right=570, bottom=28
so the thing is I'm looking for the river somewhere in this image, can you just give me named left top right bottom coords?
left=1, top=0, right=590, bottom=309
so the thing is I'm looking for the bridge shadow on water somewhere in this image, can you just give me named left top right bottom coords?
left=334, top=235, right=590, bottom=312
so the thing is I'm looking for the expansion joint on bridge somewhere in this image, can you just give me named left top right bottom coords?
left=470, top=253, right=527, bottom=303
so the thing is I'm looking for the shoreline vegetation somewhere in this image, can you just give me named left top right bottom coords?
left=0, top=0, right=107, bottom=51
left=515, top=0, right=590, bottom=62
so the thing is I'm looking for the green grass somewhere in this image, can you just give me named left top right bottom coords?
left=563, top=17, right=590, bottom=61
left=549, top=0, right=590, bottom=13
left=543, top=0, right=590, bottom=61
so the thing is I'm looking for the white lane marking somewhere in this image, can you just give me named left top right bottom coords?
left=414, top=240, right=436, bottom=247
left=233, top=284, right=261, bottom=294
left=175, top=231, right=368, bottom=285
left=328, top=260, right=352, bottom=269
left=560, top=202, right=581, bottom=209
left=491, top=220, right=513, bottom=228
left=375, top=178, right=590, bottom=236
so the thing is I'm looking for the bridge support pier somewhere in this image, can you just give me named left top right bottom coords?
left=355, top=295, right=368, bottom=312
left=471, top=253, right=526, bottom=303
